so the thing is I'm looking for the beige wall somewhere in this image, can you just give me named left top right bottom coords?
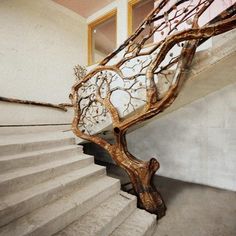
left=128, top=83, right=236, bottom=191
left=0, top=0, right=87, bottom=126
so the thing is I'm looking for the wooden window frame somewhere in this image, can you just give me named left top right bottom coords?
left=128, top=0, right=155, bottom=48
left=88, top=9, right=117, bottom=66
left=128, top=0, right=141, bottom=36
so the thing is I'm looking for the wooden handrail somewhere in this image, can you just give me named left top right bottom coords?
left=0, top=96, right=72, bottom=112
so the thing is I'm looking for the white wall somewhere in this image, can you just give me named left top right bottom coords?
left=128, top=83, right=236, bottom=191
left=0, top=0, right=87, bottom=126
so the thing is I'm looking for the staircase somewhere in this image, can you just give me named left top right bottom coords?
left=0, top=132, right=156, bottom=236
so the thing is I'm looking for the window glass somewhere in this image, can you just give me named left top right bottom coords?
left=89, top=12, right=116, bottom=65
left=130, top=0, right=155, bottom=45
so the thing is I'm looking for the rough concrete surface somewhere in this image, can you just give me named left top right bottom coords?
left=103, top=163, right=236, bottom=236
left=0, top=132, right=157, bottom=236
left=128, top=83, right=236, bottom=191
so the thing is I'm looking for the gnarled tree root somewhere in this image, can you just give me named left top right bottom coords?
left=113, top=146, right=166, bottom=218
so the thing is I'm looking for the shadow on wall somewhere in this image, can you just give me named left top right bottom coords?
left=81, top=141, right=188, bottom=206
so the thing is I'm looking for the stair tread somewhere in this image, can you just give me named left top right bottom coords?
left=0, top=132, right=75, bottom=146
left=0, top=176, right=120, bottom=236
left=0, top=164, right=105, bottom=211
left=54, top=191, right=137, bottom=236
left=110, top=209, right=156, bottom=236
left=0, top=136, right=76, bottom=157
left=0, top=164, right=106, bottom=227
left=0, top=145, right=82, bottom=160
left=0, top=155, right=93, bottom=183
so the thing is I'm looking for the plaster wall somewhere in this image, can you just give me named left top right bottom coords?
left=128, top=83, right=236, bottom=191
left=0, top=0, right=87, bottom=126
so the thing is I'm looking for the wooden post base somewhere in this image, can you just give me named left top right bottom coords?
left=117, top=152, right=166, bottom=218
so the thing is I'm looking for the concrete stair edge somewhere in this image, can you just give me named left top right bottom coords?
left=0, top=131, right=158, bottom=236
left=54, top=191, right=137, bottom=236
left=0, top=164, right=106, bottom=227
left=0, top=176, right=121, bottom=236
left=0, top=137, right=76, bottom=156
left=110, top=208, right=157, bottom=236
left=0, top=155, right=94, bottom=197
left=0, top=145, right=84, bottom=173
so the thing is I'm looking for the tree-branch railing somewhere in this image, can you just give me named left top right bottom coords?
left=71, top=1, right=236, bottom=218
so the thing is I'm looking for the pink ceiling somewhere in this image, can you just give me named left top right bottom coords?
left=53, top=0, right=115, bottom=18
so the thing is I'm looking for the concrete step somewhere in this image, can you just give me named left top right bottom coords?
left=0, top=136, right=75, bottom=156
left=110, top=209, right=156, bottom=236
left=0, top=164, right=106, bottom=227
left=0, top=155, right=93, bottom=197
left=0, top=176, right=120, bottom=236
left=54, top=191, right=137, bottom=236
left=0, top=145, right=84, bottom=173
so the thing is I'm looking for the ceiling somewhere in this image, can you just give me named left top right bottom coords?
left=53, top=0, right=115, bottom=18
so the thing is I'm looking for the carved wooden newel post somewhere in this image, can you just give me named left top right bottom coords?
left=113, top=129, right=166, bottom=217
left=71, top=1, right=236, bottom=218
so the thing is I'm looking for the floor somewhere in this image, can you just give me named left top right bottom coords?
left=101, top=162, right=236, bottom=236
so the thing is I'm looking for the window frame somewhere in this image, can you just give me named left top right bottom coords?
left=88, top=9, right=117, bottom=66
left=128, top=0, right=155, bottom=48
left=128, top=0, right=141, bottom=36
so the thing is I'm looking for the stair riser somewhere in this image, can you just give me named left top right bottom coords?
left=0, top=167, right=106, bottom=227
left=0, top=147, right=83, bottom=173
left=0, top=138, right=75, bottom=156
left=55, top=192, right=137, bottom=236
left=0, top=157, right=94, bottom=197
left=144, top=223, right=157, bottom=236
left=96, top=198, right=137, bottom=236
left=27, top=181, right=120, bottom=236
left=110, top=209, right=157, bottom=236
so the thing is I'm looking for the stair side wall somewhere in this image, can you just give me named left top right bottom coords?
left=128, top=83, right=236, bottom=191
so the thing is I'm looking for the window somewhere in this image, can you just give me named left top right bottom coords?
left=88, top=10, right=117, bottom=65
left=128, top=0, right=155, bottom=44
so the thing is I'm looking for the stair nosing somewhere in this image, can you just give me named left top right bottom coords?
left=0, top=155, right=93, bottom=183
left=110, top=208, right=156, bottom=236
left=0, top=136, right=75, bottom=147
left=0, top=145, right=82, bottom=160
left=0, top=164, right=106, bottom=207
left=0, top=137, right=76, bottom=157
left=54, top=191, right=137, bottom=236
left=0, top=176, right=120, bottom=236
left=0, top=155, right=94, bottom=198
left=0, top=165, right=106, bottom=227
